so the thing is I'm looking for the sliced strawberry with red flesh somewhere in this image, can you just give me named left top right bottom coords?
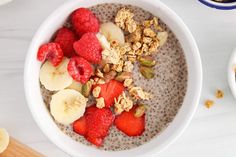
left=86, top=136, right=103, bottom=147
left=114, top=105, right=145, bottom=136
left=54, top=27, right=77, bottom=58
left=72, top=105, right=114, bottom=147
left=73, top=117, right=87, bottom=136
left=94, top=80, right=125, bottom=108
left=85, top=106, right=114, bottom=138
left=37, top=42, right=63, bottom=66
left=67, top=57, right=93, bottom=84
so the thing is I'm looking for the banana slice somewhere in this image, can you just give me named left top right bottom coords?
left=157, top=31, right=168, bottom=46
left=96, top=33, right=111, bottom=50
left=50, top=89, right=87, bottom=125
left=0, top=128, right=9, bottom=153
left=67, top=80, right=82, bottom=93
left=40, top=58, right=73, bottom=91
left=100, top=22, right=125, bottom=44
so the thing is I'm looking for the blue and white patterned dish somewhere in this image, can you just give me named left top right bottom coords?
left=199, top=0, right=236, bottom=10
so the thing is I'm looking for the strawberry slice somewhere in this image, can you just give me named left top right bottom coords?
left=114, top=105, right=145, bottom=136
left=86, top=136, right=103, bottom=147
left=94, top=80, right=125, bottom=108
left=72, top=105, right=114, bottom=147
left=37, top=42, right=64, bottom=66
left=73, top=117, right=86, bottom=136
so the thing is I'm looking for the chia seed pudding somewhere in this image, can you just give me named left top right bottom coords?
left=40, top=3, right=188, bottom=151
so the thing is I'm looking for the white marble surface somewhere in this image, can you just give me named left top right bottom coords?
left=0, top=0, right=236, bottom=156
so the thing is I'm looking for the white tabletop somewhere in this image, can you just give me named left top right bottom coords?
left=0, top=0, right=236, bottom=156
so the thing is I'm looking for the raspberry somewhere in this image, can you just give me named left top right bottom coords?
left=67, top=57, right=93, bottom=84
left=37, top=42, right=63, bottom=66
left=71, top=8, right=99, bottom=36
left=54, top=27, right=77, bottom=58
left=73, top=33, right=102, bottom=64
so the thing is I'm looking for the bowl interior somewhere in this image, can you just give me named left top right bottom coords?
left=24, top=0, right=202, bottom=157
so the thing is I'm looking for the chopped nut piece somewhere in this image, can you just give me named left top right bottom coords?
left=215, top=89, right=224, bottom=99
left=124, top=79, right=133, bottom=87
left=134, top=104, right=146, bottom=117
left=81, top=79, right=93, bottom=97
left=92, top=86, right=101, bottom=98
left=104, top=70, right=117, bottom=82
left=129, top=86, right=152, bottom=100
left=93, top=77, right=105, bottom=85
left=139, top=56, right=156, bottom=67
left=114, top=92, right=134, bottom=114
left=95, top=69, right=104, bottom=78
left=96, top=97, right=105, bottom=109
left=140, top=66, right=155, bottom=79
left=205, top=100, right=214, bottom=109
left=115, top=72, right=132, bottom=82
left=143, top=28, right=156, bottom=37
left=97, top=79, right=106, bottom=84
left=103, top=64, right=110, bottom=73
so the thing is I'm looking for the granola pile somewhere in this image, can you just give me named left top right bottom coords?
left=86, top=8, right=168, bottom=114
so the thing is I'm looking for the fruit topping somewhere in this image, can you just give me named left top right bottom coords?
left=73, top=33, right=102, bottom=64
left=73, top=117, right=86, bottom=136
left=50, top=89, right=87, bottom=125
left=114, top=105, right=145, bottom=136
left=93, top=80, right=125, bottom=108
left=100, top=22, right=125, bottom=44
left=71, top=8, right=99, bottom=36
left=54, top=27, right=77, bottom=57
left=37, top=42, right=63, bottom=66
left=39, top=58, right=73, bottom=91
left=67, top=57, right=93, bottom=84
left=73, top=105, right=114, bottom=147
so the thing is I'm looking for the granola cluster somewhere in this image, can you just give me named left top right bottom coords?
left=114, top=92, right=134, bottom=114
left=115, top=8, right=168, bottom=57
left=89, top=8, right=169, bottom=114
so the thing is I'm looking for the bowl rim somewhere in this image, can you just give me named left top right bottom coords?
left=24, top=0, right=202, bottom=156
left=228, top=48, right=236, bottom=99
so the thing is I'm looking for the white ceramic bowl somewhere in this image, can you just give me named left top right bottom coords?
left=228, top=48, right=236, bottom=99
left=24, top=0, right=202, bottom=156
